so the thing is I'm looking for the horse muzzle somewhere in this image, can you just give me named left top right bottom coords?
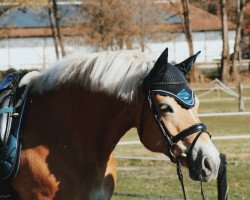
left=188, top=146, right=220, bottom=182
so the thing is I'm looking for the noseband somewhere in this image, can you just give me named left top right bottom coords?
left=141, top=92, right=210, bottom=200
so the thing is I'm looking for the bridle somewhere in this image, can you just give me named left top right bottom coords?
left=140, top=91, right=211, bottom=200
left=146, top=91, right=210, bottom=161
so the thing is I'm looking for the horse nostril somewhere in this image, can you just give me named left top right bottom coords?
left=203, top=157, right=212, bottom=172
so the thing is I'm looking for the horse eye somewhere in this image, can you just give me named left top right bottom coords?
left=159, top=104, right=174, bottom=113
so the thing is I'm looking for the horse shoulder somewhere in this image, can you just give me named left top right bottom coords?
left=12, top=145, right=59, bottom=200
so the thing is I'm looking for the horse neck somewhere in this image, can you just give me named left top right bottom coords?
left=26, top=86, right=136, bottom=164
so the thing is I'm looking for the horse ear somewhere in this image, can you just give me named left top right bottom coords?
left=175, top=51, right=201, bottom=75
left=146, top=47, right=168, bottom=77
left=155, top=47, right=168, bottom=66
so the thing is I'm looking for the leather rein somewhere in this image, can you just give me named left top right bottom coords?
left=140, top=91, right=210, bottom=200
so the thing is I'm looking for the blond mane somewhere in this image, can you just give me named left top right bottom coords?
left=31, top=50, right=154, bottom=102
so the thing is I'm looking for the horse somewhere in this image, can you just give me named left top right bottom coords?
left=7, top=48, right=220, bottom=199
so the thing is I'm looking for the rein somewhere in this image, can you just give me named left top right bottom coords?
left=141, top=92, right=209, bottom=200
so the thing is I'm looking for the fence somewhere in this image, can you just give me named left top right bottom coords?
left=195, top=79, right=250, bottom=112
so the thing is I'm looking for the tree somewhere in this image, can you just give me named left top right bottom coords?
left=48, top=0, right=65, bottom=59
left=48, top=1, right=60, bottom=59
left=220, top=0, right=230, bottom=82
left=132, top=0, right=165, bottom=52
left=0, top=0, right=49, bottom=40
left=51, top=0, right=65, bottom=57
left=231, top=0, right=247, bottom=81
left=181, top=0, right=201, bottom=83
left=0, top=0, right=65, bottom=59
left=82, top=0, right=135, bottom=50
left=82, top=0, right=165, bottom=51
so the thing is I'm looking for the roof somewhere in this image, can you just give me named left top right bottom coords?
left=0, top=4, right=81, bottom=28
left=157, top=2, right=236, bottom=32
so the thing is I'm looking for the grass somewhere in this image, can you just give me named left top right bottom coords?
left=119, top=115, right=250, bottom=142
left=201, top=115, right=250, bottom=136
left=115, top=137, right=250, bottom=162
left=113, top=139, right=250, bottom=200
left=198, top=99, right=250, bottom=113
left=196, top=87, right=250, bottom=113
left=112, top=160, right=250, bottom=200
left=112, top=92, right=250, bottom=200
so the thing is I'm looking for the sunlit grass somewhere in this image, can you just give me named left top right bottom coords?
left=113, top=160, right=250, bottom=200
left=119, top=115, right=250, bottom=142
left=196, top=87, right=250, bottom=112
left=113, top=139, right=250, bottom=200
left=115, top=139, right=250, bottom=162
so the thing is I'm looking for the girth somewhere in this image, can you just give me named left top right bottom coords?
left=0, top=72, right=30, bottom=182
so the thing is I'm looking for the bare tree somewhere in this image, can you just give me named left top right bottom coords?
left=0, top=0, right=65, bottom=59
left=133, top=0, right=165, bottom=52
left=82, top=0, right=166, bottom=51
left=133, top=0, right=153, bottom=52
left=51, top=0, right=65, bottom=57
left=0, top=0, right=48, bottom=40
left=231, top=0, right=246, bottom=81
left=48, top=1, right=59, bottom=59
left=220, top=0, right=230, bottom=82
left=181, top=0, right=194, bottom=56
left=48, top=0, right=65, bottom=58
left=181, top=0, right=201, bottom=83
left=82, top=0, right=135, bottom=50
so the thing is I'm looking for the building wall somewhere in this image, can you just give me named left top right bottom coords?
left=144, top=30, right=236, bottom=63
left=0, top=30, right=236, bottom=70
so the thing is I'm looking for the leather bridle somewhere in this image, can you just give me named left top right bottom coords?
left=140, top=91, right=211, bottom=199
left=145, top=91, right=210, bottom=161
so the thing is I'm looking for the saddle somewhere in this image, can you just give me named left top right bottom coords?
left=0, top=72, right=30, bottom=183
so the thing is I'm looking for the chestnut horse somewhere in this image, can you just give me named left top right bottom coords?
left=10, top=49, right=220, bottom=199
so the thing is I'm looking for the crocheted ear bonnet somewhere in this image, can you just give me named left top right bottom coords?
left=143, top=48, right=200, bottom=109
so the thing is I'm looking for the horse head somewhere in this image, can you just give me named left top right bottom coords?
left=137, top=48, right=220, bottom=182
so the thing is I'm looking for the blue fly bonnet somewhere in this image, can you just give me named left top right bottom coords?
left=143, top=48, right=200, bottom=109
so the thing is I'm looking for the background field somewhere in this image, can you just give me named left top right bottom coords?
left=112, top=88, right=250, bottom=200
